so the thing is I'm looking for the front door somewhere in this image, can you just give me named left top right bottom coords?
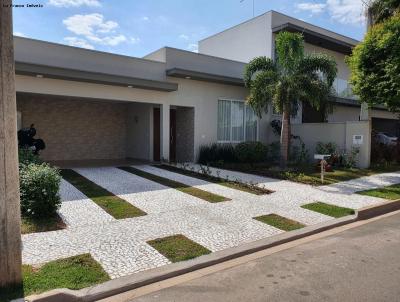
left=170, top=109, right=177, bottom=162
left=153, top=108, right=160, bottom=161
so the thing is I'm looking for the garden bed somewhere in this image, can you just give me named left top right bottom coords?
left=301, top=202, right=355, bottom=218
left=21, top=214, right=66, bottom=234
left=118, top=166, right=230, bottom=203
left=61, top=169, right=147, bottom=219
left=157, top=164, right=272, bottom=195
left=211, top=162, right=400, bottom=186
left=0, top=254, right=109, bottom=301
left=357, top=184, right=400, bottom=200
left=147, top=235, right=211, bottom=263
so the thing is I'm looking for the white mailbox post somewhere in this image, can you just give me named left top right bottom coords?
left=314, top=154, right=331, bottom=184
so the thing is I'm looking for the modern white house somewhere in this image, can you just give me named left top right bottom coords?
left=15, top=11, right=399, bottom=167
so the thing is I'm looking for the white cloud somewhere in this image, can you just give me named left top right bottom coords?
left=296, top=2, right=327, bottom=14
left=179, top=34, right=189, bottom=40
left=63, top=13, right=118, bottom=36
left=64, top=37, right=94, bottom=49
left=141, top=16, right=149, bottom=21
left=48, top=0, right=101, bottom=7
left=326, top=0, right=365, bottom=25
left=63, top=13, right=128, bottom=46
left=14, top=32, right=26, bottom=37
left=187, top=43, right=198, bottom=53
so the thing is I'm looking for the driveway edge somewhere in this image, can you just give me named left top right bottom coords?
left=24, top=199, right=400, bottom=302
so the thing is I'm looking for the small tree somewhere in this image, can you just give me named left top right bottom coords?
left=244, top=32, right=337, bottom=167
left=368, top=0, right=400, bottom=25
left=347, top=13, right=400, bottom=113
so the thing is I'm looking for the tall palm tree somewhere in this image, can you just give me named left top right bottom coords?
left=244, top=31, right=337, bottom=167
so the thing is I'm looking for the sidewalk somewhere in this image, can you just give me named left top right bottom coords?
left=118, top=211, right=400, bottom=302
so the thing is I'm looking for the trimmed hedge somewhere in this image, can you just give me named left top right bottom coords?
left=235, top=142, right=268, bottom=163
left=198, top=142, right=268, bottom=164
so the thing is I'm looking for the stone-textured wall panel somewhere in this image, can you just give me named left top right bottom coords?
left=17, top=94, right=128, bottom=161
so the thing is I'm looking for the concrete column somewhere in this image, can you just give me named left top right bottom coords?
left=161, top=103, right=170, bottom=161
left=0, top=4, right=23, bottom=287
left=360, top=102, right=371, bottom=121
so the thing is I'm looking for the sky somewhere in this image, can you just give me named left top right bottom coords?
left=13, top=0, right=368, bottom=58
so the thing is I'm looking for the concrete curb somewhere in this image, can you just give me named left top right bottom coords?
left=24, top=200, right=400, bottom=302
left=357, top=199, right=400, bottom=220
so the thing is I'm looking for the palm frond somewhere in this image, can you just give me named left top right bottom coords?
left=244, top=57, right=276, bottom=87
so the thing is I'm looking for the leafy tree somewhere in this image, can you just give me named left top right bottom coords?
left=368, top=0, right=400, bottom=25
left=347, top=13, right=400, bottom=113
left=244, top=32, right=337, bottom=167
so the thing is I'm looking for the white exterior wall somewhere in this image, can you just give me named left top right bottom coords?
left=328, top=105, right=360, bottom=122
left=15, top=75, right=248, bottom=161
left=199, top=13, right=272, bottom=62
left=126, top=103, right=152, bottom=160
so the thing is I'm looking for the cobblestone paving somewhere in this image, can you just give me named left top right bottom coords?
left=21, top=165, right=400, bottom=279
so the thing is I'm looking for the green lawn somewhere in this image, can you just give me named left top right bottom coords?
left=21, top=214, right=66, bottom=234
left=254, top=214, right=305, bottom=231
left=212, top=162, right=400, bottom=186
left=357, top=184, right=400, bottom=200
left=118, top=166, right=230, bottom=203
left=0, top=254, right=109, bottom=301
left=157, top=165, right=272, bottom=195
left=61, top=169, right=146, bottom=219
left=147, top=235, right=211, bottom=263
left=301, top=202, right=355, bottom=218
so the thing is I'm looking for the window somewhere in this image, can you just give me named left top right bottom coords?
left=218, top=99, right=258, bottom=142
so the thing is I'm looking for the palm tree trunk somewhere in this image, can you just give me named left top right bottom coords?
left=0, top=4, right=23, bottom=288
left=280, top=104, right=291, bottom=168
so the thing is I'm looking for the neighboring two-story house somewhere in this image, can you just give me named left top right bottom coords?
left=15, top=11, right=398, bottom=167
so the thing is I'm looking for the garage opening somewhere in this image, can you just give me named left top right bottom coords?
left=17, top=93, right=154, bottom=164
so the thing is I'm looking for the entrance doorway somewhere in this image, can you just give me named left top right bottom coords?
left=153, top=108, right=160, bottom=161
left=170, top=108, right=177, bottom=162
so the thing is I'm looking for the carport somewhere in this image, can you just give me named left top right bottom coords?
left=17, top=92, right=156, bottom=163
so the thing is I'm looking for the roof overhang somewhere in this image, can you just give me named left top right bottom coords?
left=166, top=68, right=244, bottom=86
left=15, top=62, right=178, bottom=92
left=272, top=23, right=356, bottom=55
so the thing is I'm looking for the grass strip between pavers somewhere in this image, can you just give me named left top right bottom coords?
left=357, top=184, right=400, bottom=200
left=156, top=164, right=272, bottom=195
left=254, top=214, right=305, bottom=231
left=301, top=202, right=355, bottom=218
left=118, top=166, right=230, bottom=203
left=0, top=254, right=110, bottom=302
left=61, top=169, right=146, bottom=219
left=21, top=214, right=66, bottom=234
left=147, top=234, right=211, bottom=263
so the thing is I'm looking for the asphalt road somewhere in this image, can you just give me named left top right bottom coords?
left=130, top=212, right=400, bottom=302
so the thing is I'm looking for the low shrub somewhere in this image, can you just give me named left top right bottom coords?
left=18, top=147, right=42, bottom=167
left=20, top=163, right=62, bottom=219
left=234, top=141, right=268, bottom=163
left=315, top=142, right=337, bottom=155
left=267, top=142, right=280, bottom=163
left=198, top=143, right=235, bottom=164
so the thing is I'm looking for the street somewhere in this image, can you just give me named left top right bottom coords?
left=125, top=212, right=400, bottom=302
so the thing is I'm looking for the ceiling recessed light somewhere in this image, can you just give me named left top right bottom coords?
left=36, top=74, right=43, bottom=78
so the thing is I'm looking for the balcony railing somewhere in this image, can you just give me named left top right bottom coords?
left=332, top=78, right=357, bottom=100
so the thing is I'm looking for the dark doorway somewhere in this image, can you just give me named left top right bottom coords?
left=170, top=109, right=177, bottom=162
left=372, top=117, right=400, bottom=137
left=153, top=108, right=160, bottom=161
left=302, top=102, right=326, bottom=123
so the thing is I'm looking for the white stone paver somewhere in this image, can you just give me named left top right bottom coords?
left=21, top=165, right=400, bottom=279
left=58, top=179, right=115, bottom=228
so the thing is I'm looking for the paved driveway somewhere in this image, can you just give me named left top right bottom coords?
left=22, top=165, right=400, bottom=279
